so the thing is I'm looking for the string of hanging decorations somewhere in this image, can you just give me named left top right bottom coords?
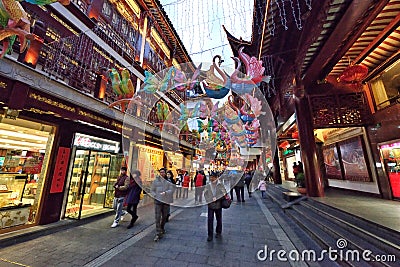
left=160, top=0, right=256, bottom=65
left=267, top=0, right=313, bottom=35
left=115, top=49, right=274, bottom=149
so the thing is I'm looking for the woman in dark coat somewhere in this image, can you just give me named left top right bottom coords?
left=126, top=170, right=142, bottom=229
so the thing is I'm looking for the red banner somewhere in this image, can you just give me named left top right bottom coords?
left=50, top=147, right=71, bottom=193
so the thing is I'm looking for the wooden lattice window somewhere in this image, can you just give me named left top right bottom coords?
left=309, top=92, right=371, bottom=128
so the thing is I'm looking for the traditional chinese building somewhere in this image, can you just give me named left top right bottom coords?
left=226, top=0, right=400, bottom=200
left=0, top=0, right=194, bottom=232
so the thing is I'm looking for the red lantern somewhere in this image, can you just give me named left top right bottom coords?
left=339, top=64, right=368, bottom=83
left=279, top=140, right=290, bottom=149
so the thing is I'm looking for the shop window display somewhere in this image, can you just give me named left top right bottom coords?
left=380, top=142, right=400, bottom=198
left=0, top=118, right=54, bottom=230
left=370, top=59, right=400, bottom=110
left=65, top=150, right=124, bottom=219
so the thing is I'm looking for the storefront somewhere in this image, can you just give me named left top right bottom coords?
left=320, top=127, right=380, bottom=194
left=379, top=140, right=400, bottom=199
left=165, top=150, right=184, bottom=176
left=136, top=144, right=164, bottom=188
left=63, top=133, right=123, bottom=219
left=282, top=150, right=301, bottom=181
left=276, top=114, right=300, bottom=181
left=0, top=117, right=55, bottom=230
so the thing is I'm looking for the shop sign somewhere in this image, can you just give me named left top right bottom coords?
left=50, top=147, right=70, bottom=193
left=195, top=149, right=205, bottom=157
left=381, top=142, right=400, bottom=149
left=73, top=133, right=120, bottom=153
left=136, top=144, right=164, bottom=183
left=137, top=145, right=163, bottom=155
left=26, top=90, right=122, bottom=133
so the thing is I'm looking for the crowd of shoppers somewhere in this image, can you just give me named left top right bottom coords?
left=111, top=166, right=273, bottom=242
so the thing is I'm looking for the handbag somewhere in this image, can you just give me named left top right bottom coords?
left=220, top=194, right=232, bottom=209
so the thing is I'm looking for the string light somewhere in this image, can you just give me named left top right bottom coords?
left=305, top=0, right=312, bottom=10
left=266, top=0, right=312, bottom=35
left=275, top=0, right=288, bottom=30
left=267, top=1, right=276, bottom=36
left=290, top=0, right=302, bottom=30
left=160, top=0, right=253, bottom=65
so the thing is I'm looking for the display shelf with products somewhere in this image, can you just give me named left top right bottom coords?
left=104, top=154, right=124, bottom=208
left=87, top=152, right=110, bottom=205
left=67, top=153, right=87, bottom=206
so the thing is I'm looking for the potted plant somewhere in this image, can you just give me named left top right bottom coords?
left=296, top=172, right=306, bottom=194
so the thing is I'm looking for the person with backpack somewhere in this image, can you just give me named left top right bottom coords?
left=234, top=172, right=246, bottom=203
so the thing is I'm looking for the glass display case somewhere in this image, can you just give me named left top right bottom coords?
left=0, top=173, right=28, bottom=208
left=0, top=173, right=32, bottom=229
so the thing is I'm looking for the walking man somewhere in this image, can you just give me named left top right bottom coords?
left=111, top=166, right=130, bottom=228
left=151, top=168, right=174, bottom=241
left=204, top=171, right=226, bottom=241
left=126, top=170, right=142, bottom=229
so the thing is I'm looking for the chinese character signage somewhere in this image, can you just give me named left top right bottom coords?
left=73, top=133, right=120, bottom=153
left=50, top=147, right=70, bottom=193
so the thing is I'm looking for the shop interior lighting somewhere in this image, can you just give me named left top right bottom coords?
left=0, top=129, right=48, bottom=141
left=384, top=58, right=400, bottom=73
left=75, top=120, right=120, bottom=135
left=2, top=144, right=41, bottom=151
left=0, top=138, right=46, bottom=148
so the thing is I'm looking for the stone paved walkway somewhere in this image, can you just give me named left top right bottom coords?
left=0, top=192, right=329, bottom=267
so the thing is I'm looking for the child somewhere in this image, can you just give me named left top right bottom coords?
left=258, top=178, right=267, bottom=199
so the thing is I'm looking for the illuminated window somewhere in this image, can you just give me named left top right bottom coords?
left=102, top=2, right=111, bottom=17
left=45, top=27, right=60, bottom=42
left=112, top=13, right=119, bottom=26
left=121, top=21, right=128, bottom=35
left=150, top=27, right=170, bottom=59
left=129, top=29, right=136, bottom=44
left=370, top=59, right=400, bottom=110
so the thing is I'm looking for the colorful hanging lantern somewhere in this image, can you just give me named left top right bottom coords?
left=279, top=140, right=290, bottom=149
